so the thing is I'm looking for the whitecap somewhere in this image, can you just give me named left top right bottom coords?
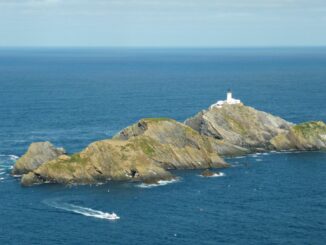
left=255, top=159, right=263, bottom=162
left=137, top=178, right=179, bottom=188
left=44, top=200, right=119, bottom=220
left=234, top=156, right=246, bottom=159
left=210, top=172, right=225, bottom=177
left=0, top=172, right=5, bottom=175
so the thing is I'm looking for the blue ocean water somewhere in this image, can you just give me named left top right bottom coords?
left=0, top=48, right=326, bottom=244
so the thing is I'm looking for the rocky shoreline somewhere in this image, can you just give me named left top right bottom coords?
left=12, top=103, right=326, bottom=186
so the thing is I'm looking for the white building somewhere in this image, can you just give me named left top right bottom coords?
left=210, top=90, right=241, bottom=109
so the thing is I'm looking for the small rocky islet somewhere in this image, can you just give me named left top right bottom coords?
left=12, top=94, right=326, bottom=186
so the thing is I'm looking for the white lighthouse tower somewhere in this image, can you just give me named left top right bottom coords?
left=210, top=89, right=242, bottom=109
left=226, top=89, right=233, bottom=103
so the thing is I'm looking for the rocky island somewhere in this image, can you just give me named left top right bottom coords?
left=13, top=91, right=326, bottom=186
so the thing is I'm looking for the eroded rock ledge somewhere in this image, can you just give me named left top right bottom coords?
left=13, top=104, right=326, bottom=186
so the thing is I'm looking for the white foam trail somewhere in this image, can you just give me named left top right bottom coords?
left=45, top=201, right=120, bottom=220
left=137, top=178, right=179, bottom=188
left=0, top=177, right=4, bottom=181
left=0, top=172, right=5, bottom=175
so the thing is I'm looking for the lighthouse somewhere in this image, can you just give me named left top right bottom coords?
left=226, top=89, right=233, bottom=103
left=210, top=89, right=242, bottom=109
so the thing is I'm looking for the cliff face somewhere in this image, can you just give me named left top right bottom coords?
left=12, top=142, right=66, bottom=175
left=185, top=104, right=293, bottom=151
left=113, top=118, right=248, bottom=157
left=14, top=104, right=326, bottom=187
left=18, top=119, right=228, bottom=186
left=271, top=121, right=326, bottom=151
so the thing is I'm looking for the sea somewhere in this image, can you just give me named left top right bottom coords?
left=0, top=48, right=326, bottom=245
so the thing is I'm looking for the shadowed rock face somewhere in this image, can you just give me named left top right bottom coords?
left=14, top=105, right=326, bottom=187
left=114, top=118, right=249, bottom=157
left=12, top=142, right=66, bottom=175
left=185, top=104, right=292, bottom=151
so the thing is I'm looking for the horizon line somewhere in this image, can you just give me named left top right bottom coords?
left=0, top=45, right=326, bottom=49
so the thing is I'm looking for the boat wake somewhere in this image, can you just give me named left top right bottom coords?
left=43, top=200, right=120, bottom=221
left=137, top=178, right=179, bottom=188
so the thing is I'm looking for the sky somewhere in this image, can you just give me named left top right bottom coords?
left=0, top=0, right=325, bottom=47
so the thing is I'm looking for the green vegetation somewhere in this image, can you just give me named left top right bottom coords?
left=47, top=153, right=88, bottom=173
left=293, top=121, right=326, bottom=138
left=270, top=133, right=289, bottom=147
left=184, top=125, right=200, bottom=136
left=142, top=118, right=174, bottom=123
left=222, top=113, right=247, bottom=135
left=47, top=161, right=75, bottom=173
left=133, top=137, right=157, bottom=156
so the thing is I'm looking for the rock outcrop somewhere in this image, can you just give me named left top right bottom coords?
left=14, top=104, right=326, bottom=187
left=185, top=104, right=293, bottom=151
left=200, top=169, right=217, bottom=177
left=271, top=121, right=326, bottom=151
left=18, top=119, right=228, bottom=186
left=12, top=142, right=66, bottom=175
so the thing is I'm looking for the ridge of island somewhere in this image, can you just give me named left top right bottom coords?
left=13, top=91, right=326, bottom=186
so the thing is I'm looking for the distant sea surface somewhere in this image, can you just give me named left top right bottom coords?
left=0, top=48, right=326, bottom=245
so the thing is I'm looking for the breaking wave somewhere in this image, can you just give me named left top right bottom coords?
left=0, top=154, right=19, bottom=171
left=0, top=154, right=19, bottom=181
left=44, top=200, right=120, bottom=220
left=0, top=154, right=19, bottom=161
left=137, top=178, right=179, bottom=188
left=9, top=155, right=19, bottom=161
left=210, top=172, right=225, bottom=177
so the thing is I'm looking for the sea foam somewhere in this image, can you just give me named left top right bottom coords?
left=137, top=178, right=179, bottom=188
left=0, top=154, right=19, bottom=161
left=44, top=200, right=120, bottom=220
left=9, top=155, right=19, bottom=161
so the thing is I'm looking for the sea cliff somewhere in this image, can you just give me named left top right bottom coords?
left=13, top=104, right=326, bottom=186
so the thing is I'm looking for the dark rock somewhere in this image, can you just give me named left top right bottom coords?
left=200, top=169, right=218, bottom=177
